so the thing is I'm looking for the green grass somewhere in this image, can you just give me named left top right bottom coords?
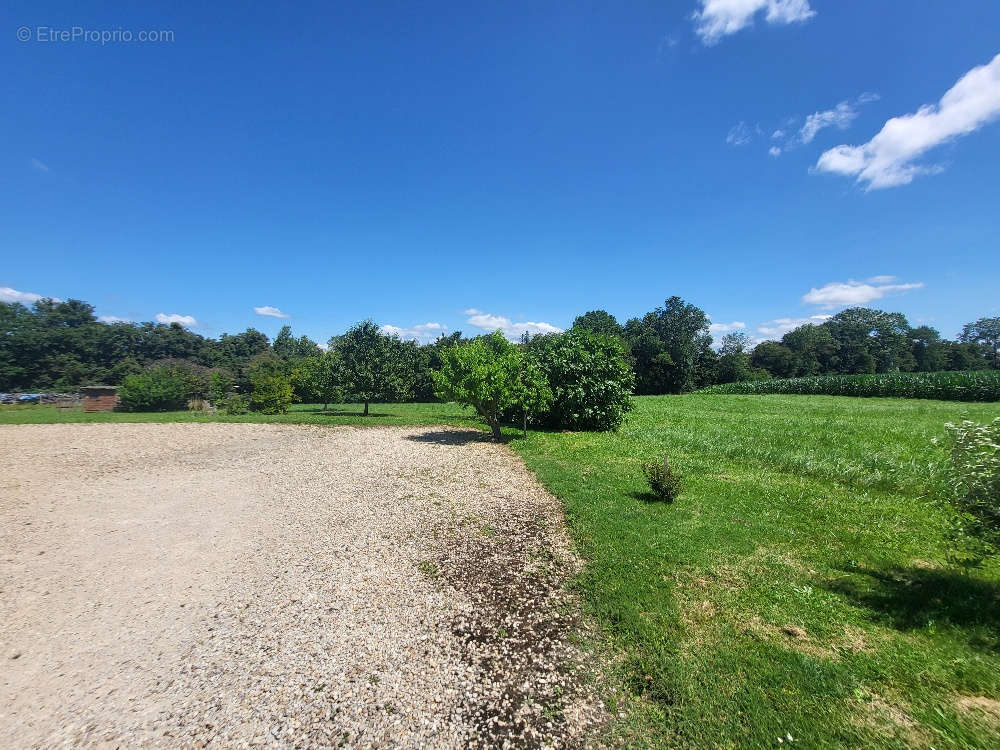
left=511, top=395, right=1000, bottom=748
left=0, top=400, right=481, bottom=428
left=4, top=393, right=1000, bottom=747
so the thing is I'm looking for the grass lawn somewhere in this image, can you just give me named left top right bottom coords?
left=4, top=394, right=999, bottom=747
left=0, top=401, right=481, bottom=428
left=513, top=395, right=1000, bottom=748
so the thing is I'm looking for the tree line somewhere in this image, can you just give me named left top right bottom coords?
left=1, top=295, right=997, bottom=398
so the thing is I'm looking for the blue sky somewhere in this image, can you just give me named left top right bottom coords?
left=3, top=1, right=999, bottom=345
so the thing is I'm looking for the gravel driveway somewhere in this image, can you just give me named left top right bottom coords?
left=0, top=423, right=604, bottom=748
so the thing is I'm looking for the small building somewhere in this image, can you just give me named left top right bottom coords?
left=82, top=385, right=118, bottom=412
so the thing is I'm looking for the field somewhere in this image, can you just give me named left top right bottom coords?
left=4, top=395, right=1000, bottom=747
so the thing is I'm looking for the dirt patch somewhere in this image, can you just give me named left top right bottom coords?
left=957, top=695, right=1000, bottom=726
left=0, top=423, right=605, bottom=748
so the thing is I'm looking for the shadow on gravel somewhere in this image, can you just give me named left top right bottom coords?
left=405, top=429, right=493, bottom=446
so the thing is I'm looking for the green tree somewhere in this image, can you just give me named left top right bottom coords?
left=624, top=297, right=711, bottom=394
left=751, top=341, right=798, bottom=379
left=292, top=351, right=344, bottom=410
left=432, top=331, right=523, bottom=440
left=336, top=321, right=412, bottom=416
left=572, top=309, right=624, bottom=339
left=716, top=332, right=752, bottom=384
left=960, top=317, right=1000, bottom=367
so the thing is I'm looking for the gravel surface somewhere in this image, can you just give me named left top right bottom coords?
left=0, top=423, right=605, bottom=748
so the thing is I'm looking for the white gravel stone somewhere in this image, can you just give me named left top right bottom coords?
left=0, top=423, right=606, bottom=748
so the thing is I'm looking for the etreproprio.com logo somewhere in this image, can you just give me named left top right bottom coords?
left=17, top=26, right=175, bottom=44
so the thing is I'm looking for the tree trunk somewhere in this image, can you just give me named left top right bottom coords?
left=490, top=418, right=502, bottom=441
left=523, top=410, right=528, bottom=438
left=363, top=401, right=369, bottom=416
left=322, top=402, right=329, bottom=412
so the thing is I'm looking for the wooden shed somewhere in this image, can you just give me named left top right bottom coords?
left=82, top=385, right=118, bottom=412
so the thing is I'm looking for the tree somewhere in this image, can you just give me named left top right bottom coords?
left=335, top=321, right=412, bottom=415
left=624, top=297, right=711, bottom=394
left=781, top=324, right=839, bottom=376
left=960, top=317, right=1000, bottom=367
left=292, top=351, right=344, bottom=410
left=716, top=332, right=752, bottom=384
left=751, top=341, right=798, bottom=379
left=910, top=325, right=950, bottom=372
left=512, top=355, right=553, bottom=437
left=432, top=331, right=523, bottom=440
left=572, top=310, right=623, bottom=339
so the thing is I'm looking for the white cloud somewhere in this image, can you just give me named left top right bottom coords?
left=769, top=146, right=782, bottom=157
left=709, top=320, right=747, bottom=334
left=462, top=308, right=482, bottom=315
left=0, top=286, right=62, bottom=305
left=816, top=53, right=1000, bottom=189
left=465, top=310, right=562, bottom=341
left=866, top=274, right=897, bottom=284
left=98, top=315, right=132, bottom=324
left=155, top=313, right=198, bottom=327
left=380, top=322, right=448, bottom=343
left=799, top=100, right=860, bottom=144
left=693, top=0, right=815, bottom=45
left=31, top=158, right=50, bottom=172
left=726, top=121, right=754, bottom=146
left=254, top=305, right=290, bottom=319
left=756, top=314, right=832, bottom=338
left=801, top=279, right=924, bottom=309
left=772, top=129, right=785, bottom=139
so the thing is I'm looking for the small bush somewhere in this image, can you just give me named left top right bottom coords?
left=250, top=373, right=293, bottom=414
left=117, top=366, right=192, bottom=411
left=224, top=393, right=249, bottom=415
left=943, top=417, right=1000, bottom=560
left=642, top=455, right=682, bottom=503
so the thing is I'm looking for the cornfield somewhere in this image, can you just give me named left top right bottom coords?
left=698, top=370, right=1000, bottom=402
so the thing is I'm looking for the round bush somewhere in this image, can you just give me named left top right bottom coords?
left=527, top=329, right=635, bottom=431
left=117, top=366, right=192, bottom=411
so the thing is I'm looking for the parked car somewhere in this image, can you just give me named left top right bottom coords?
left=16, top=394, right=41, bottom=404
left=0, top=393, right=13, bottom=404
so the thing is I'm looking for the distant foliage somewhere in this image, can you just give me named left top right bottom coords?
left=942, top=418, right=1000, bottom=560
left=117, top=365, right=194, bottom=411
left=528, top=329, right=635, bottom=430
left=698, top=370, right=1000, bottom=402
left=249, top=373, right=294, bottom=414
left=223, top=393, right=250, bottom=415
left=642, top=455, right=682, bottom=503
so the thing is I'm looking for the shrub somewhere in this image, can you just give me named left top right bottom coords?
left=250, top=373, right=293, bottom=414
left=527, top=329, right=635, bottom=431
left=224, top=393, right=249, bottom=415
left=117, top=366, right=193, bottom=411
left=942, top=418, right=1000, bottom=560
left=642, top=455, right=682, bottom=503
left=698, top=370, right=1000, bottom=402
left=208, top=371, right=234, bottom=407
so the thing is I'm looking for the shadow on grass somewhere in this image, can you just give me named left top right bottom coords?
left=405, top=429, right=495, bottom=446
left=629, top=490, right=675, bottom=505
left=826, top=564, right=1000, bottom=651
left=301, top=409, right=394, bottom=418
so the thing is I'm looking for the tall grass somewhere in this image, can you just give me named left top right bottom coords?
left=699, top=370, right=1000, bottom=402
